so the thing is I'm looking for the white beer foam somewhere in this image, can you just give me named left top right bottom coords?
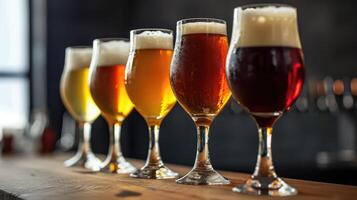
left=95, top=40, right=130, bottom=66
left=180, top=22, right=227, bottom=35
left=133, top=31, right=173, bottom=50
left=64, top=47, right=92, bottom=70
left=234, top=6, right=301, bottom=48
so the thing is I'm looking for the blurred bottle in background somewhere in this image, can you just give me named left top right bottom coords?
left=21, top=109, right=56, bottom=154
left=58, top=112, right=76, bottom=152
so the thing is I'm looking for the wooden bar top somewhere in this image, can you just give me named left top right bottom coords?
left=0, top=154, right=356, bottom=200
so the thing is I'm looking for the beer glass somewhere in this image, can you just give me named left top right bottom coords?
left=170, top=18, right=231, bottom=185
left=89, top=38, right=136, bottom=173
left=226, top=4, right=304, bottom=196
left=60, top=46, right=101, bottom=171
left=125, top=29, right=178, bottom=179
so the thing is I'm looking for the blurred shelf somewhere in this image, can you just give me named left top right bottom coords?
left=0, top=154, right=357, bottom=200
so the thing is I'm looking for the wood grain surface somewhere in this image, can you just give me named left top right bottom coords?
left=0, top=154, right=356, bottom=200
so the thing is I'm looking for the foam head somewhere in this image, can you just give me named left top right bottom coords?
left=93, top=40, right=130, bottom=66
left=178, top=20, right=227, bottom=35
left=64, top=47, right=92, bottom=70
left=131, top=29, right=173, bottom=50
left=233, top=6, right=301, bottom=48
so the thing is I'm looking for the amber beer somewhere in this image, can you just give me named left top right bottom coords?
left=125, top=31, right=176, bottom=126
left=89, top=39, right=136, bottom=174
left=89, top=40, right=133, bottom=125
left=170, top=21, right=231, bottom=125
left=60, top=48, right=100, bottom=123
left=170, top=19, right=231, bottom=185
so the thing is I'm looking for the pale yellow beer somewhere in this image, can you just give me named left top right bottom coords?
left=125, top=31, right=176, bottom=126
left=60, top=46, right=101, bottom=171
left=60, top=47, right=100, bottom=123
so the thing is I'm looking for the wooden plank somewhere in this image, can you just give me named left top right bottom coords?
left=0, top=154, right=356, bottom=200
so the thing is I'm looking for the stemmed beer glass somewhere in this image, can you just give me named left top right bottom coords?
left=89, top=38, right=136, bottom=173
left=170, top=18, right=231, bottom=185
left=60, top=46, right=101, bottom=171
left=125, top=29, right=178, bottom=179
left=226, top=4, right=305, bottom=196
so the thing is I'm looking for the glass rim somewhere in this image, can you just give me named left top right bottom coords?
left=234, top=3, right=296, bottom=10
left=93, top=37, right=129, bottom=43
left=177, top=18, right=226, bottom=25
left=130, top=28, right=173, bottom=35
left=65, top=45, right=92, bottom=50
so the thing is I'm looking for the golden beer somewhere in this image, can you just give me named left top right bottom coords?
left=126, top=29, right=178, bottom=179
left=61, top=67, right=100, bottom=123
left=125, top=49, right=175, bottom=125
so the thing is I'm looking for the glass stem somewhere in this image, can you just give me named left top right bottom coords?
left=193, top=125, right=213, bottom=170
left=145, top=125, right=163, bottom=167
left=108, top=123, right=123, bottom=161
left=253, top=127, right=277, bottom=178
left=79, top=122, right=93, bottom=156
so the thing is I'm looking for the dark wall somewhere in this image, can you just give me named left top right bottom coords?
left=46, top=0, right=131, bottom=153
left=45, top=0, right=357, bottom=185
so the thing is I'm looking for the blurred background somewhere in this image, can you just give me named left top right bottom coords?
left=1, top=0, right=357, bottom=185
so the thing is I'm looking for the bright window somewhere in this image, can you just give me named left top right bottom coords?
left=0, top=0, right=29, bottom=129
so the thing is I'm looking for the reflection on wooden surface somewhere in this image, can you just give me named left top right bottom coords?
left=0, top=154, right=356, bottom=200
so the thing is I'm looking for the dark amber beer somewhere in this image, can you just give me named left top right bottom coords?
left=227, top=47, right=304, bottom=127
left=170, top=22, right=231, bottom=125
left=226, top=6, right=305, bottom=127
left=170, top=19, right=231, bottom=185
left=89, top=39, right=136, bottom=174
left=226, top=5, right=304, bottom=196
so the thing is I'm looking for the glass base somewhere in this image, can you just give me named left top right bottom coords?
left=64, top=152, right=101, bottom=172
left=176, top=168, right=230, bottom=185
left=100, top=156, right=137, bottom=174
left=130, top=164, right=178, bottom=179
left=232, top=177, right=297, bottom=196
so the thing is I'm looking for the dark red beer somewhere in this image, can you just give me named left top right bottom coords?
left=170, top=33, right=231, bottom=125
left=226, top=46, right=304, bottom=127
